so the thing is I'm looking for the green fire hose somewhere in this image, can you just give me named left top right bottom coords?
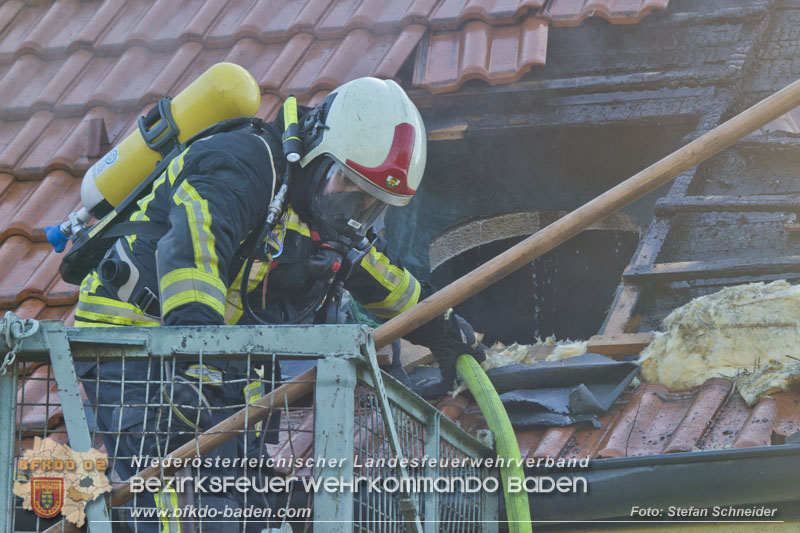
left=457, top=354, right=532, bottom=533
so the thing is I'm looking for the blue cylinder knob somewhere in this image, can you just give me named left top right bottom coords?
left=45, top=225, right=69, bottom=253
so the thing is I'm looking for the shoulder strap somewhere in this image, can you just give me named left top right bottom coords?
left=183, top=116, right=273, bottom=148
left=103, top=221, right=169, bottom=240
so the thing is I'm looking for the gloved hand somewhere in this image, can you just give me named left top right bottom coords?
left=428, top=310, right=486, bottom=393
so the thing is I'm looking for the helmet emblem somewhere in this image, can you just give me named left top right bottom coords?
left=386, top=176, right=400, bottom=189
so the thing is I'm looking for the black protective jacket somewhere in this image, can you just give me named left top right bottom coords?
left=75, top=118, right=441, bottom=345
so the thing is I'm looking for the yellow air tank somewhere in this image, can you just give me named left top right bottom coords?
left=80, top=62, right=261, bottom=218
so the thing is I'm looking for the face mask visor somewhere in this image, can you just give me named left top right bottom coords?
left=311, top=158, right=387, bottom=237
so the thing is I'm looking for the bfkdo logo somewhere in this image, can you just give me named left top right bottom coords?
left=14, top=437, right=112, bottom=527
left=31, top=478, right=64, bottom=518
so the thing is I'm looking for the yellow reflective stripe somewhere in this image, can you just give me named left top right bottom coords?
left=82, top=271, right=102, bottom=295
left=225, top=260, right=270, bottom=325
left=358, top=246, right=422, bottom=317
left=172, top=180, right=218, bottom=275
left=224, top=208, right=305, bottom=325
left=75, top=295, right=161, bottom=325
left=225, top=303, right=243, bottom=325
left=283, top=208, right=310, bottom=237
left=185, top=364, right=223, bottom=385
left=165, top=388, right=202, bottom=432
left=131, top=173, right=166, bottom=222
left=243, top=381, right=263, bottom=436
left=154, top=487, right=181, bottom=533
left=74, top=307, right=160, bottom=327
left=77, top=273, right=160, bottom=326
left=124, top=147, right=187, bottom=248
left=126, top=171, right=169, bottom=246
left=74, top=319, right=113, bottom=328
left=360, top=247, right=405, bottom=292
left=225, top=263, right=248, bottom=325
left=166, top=149, right=188, bottom=186
left=160, top=268, right=226, bottom=318
left=161, top=268, right=227, bottom=302
left=364, top=273, right=421, bottom=319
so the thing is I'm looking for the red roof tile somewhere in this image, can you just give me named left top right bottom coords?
left=543, top=0, right=670, bottom=27
left=17, top=364, right=63, bottom=433
left=413, top=17, right=548, bottom=93
left=428, top=0, right=546, bottom=28
left=14, top=298, right=75, bottom=324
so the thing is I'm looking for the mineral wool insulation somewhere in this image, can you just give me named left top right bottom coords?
left=638, top=280, right=800, bottom=405
left=481, top=337, right=588, bottom=371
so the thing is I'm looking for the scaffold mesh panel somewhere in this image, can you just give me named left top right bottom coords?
left=6, top=324, right=495, bottom=533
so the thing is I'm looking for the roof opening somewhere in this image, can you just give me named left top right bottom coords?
left=432, top=229, right=639, bottom=345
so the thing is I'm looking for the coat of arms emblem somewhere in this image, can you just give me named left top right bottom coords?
left=31, top=477, right=64, bottom=518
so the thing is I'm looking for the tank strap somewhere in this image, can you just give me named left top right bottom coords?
left=183, top=116, right=272, bottom=147
left=103, top=221, right=169, bottom=240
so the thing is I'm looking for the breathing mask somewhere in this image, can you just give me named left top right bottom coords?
left=309, top=156, right=387, bottom=243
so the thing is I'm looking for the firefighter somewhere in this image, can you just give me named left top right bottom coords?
left=76, top=77, right=485, bottom=531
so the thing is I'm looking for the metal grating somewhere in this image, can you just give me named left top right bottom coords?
left=354, top=384, right=411, bottom=531
left=437, top=439, right=483, bottom=530
left=3, top=321, right=496, bottom=532
left=348, top=366, right=495, bottom=533
left=14, top=351, right=306, bottom=533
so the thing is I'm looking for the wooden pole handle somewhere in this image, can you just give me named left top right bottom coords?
left=373, top=77, right=800, bottom=350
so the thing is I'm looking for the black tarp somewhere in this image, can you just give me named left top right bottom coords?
left=487, top=353, right=639, bottom=428
left=410, top=353, right=639, bottom=428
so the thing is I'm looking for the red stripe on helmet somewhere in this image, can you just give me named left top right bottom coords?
left=346, top=123, right=416, bottom=196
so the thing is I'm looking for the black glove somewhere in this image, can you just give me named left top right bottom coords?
left=428, top=310, right=486, bottom=393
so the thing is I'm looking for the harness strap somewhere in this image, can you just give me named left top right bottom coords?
left=103, top=221, right=169, bottom=240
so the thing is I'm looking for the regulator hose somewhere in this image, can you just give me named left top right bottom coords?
left=456, top=354, right=532, bottom=533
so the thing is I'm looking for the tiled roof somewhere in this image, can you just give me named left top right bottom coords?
left=0, top=0, right=668, bottom=320
left=437, top=377, right=800, bottom=460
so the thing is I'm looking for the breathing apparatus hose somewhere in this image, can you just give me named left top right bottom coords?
left=456, top=354, right=532, bottom=533
left=241, top=95, right=316, bottom=326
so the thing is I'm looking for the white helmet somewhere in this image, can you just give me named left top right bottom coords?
left=299, top=77, right=426, bottom=207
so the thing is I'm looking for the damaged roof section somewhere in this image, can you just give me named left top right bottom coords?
left=437, top=377, right=800, bottom=460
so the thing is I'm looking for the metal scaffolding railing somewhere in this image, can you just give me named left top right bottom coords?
left=1, top=317, right=498, bottom=533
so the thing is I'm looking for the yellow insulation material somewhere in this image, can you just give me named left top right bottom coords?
left=480, top=337, right=588, bottom=371
left=638, top=280, right=800, bottom=405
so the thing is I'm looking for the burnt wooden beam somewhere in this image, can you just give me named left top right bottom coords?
left=785, top=219, right=800, bottom=232
left=623, top=256, right=800, bottom=283
left=602, top=284, right=641, bottom=334
left=737, top=135, right=800, bottom=151
left=587, top=332, right=655, bottom=358
left=427, top=124, right=467, bottom=141
left=409, top=71, right=724, bottom=111
left=601, top=219, right=671, bottom=334
left=418, top=91, right=709, bottom=134
left=666, top=271, right=800, bottom=291
left=656, top=194, right=800, bottom=215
